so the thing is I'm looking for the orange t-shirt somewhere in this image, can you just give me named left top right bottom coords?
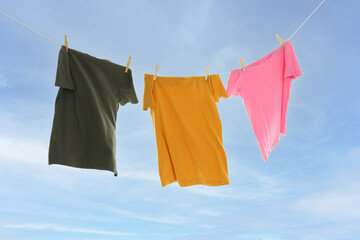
left=143, top=74, right=229, bottom=187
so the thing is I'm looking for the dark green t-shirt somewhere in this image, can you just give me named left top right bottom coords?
left=49, top=46, right=138, bottom=176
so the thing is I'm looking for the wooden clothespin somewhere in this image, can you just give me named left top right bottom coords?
left=205, top=64, right=209, bottom=80
left=125, top=56, right=132, bottom=73
left=276, top=34, right=285, bottom=47
left=64, top=34, right=68, bottom=52
left=153, top=64, right=159, bottom=80
left=240, top=58, right=245, bottom=72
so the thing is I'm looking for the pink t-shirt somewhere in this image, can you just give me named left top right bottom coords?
left=227, top=40, right=302, bottom=161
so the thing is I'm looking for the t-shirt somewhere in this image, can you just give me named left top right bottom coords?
left=49, top=46, right=138, bottom=176
left=143, top=74, right=229, bottom=187
left=226, top=40, right=302, bottom=161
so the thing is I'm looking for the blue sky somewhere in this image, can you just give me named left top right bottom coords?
left=0, top=0, right=359, bottom=239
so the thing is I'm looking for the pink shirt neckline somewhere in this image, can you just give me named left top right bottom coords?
left=244, top=41, right=289, bottom=71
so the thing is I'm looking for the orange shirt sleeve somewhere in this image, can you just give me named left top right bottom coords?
left=209, top=74, right=228, bottom=102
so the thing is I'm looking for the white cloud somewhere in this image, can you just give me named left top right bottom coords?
left=195, top=208, right=222, bottom=217
left=0, top=73, right=7, bottom=87
left=3, top=223, right=136, bottom=236
left=0, top=135, right=47, bottom=164
left=348, top=146, right=360, bottom=160
left=197, top=224, right=216, bottom=229
left=118, top=168, right=158, bottom=182
left=0, top=132, right=158, bottom=183
left=184, top=168, right=283, bottom=200
left=212, top=46, right=241, bottom=71
left=289, top=146, right=360, bottom=220
left=170, top=0, right=215, bottom=47
left=185, top=186, right=235, bottom=198
left=185, top=186, right=261, bottom=199
left=293, top=190, right=360, bottom=219
left=107, top=206, right=191, bottom=225
left=287, top=103, right=330, bottom=141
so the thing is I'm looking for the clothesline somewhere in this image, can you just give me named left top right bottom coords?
left=0, top=0, right=326, bottom=76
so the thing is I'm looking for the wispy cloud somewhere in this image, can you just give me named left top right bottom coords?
left=293, top=190, right=360, bottom=219
left=291, top=146, right=360, bottom=219
left=0, top=132, right=159, bottom=182
left=0, top=73, right=7, bottom=87
left=117, top=168, right=158, bottom=182
left=3, top=223, right=136, bottom=236
left=170, top=0, right=215, bottom=47
left=107, top=206, right=191, bottom=225
left=184, top=185, right=277, bottom=200
left=212, top=46, right=241, bottom=71
left=0, top=135, right=47, bottom=164
left=194, top=209, right=222, bottom=217
left=348, top=146, right=360, bottom=159
left=184, top=168, right=283, bottom=200
left=184, top=186, right=236, bottom=198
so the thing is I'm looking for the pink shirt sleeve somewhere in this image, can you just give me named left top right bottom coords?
left=226, top=70, right=242, bottom=97
left=284, top=41, right=302, bottom=80
left=281, top=41, right=303, bottom=135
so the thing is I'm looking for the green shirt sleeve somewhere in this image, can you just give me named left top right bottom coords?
left=55, top=46, right=75, bottom=90
left=118, top=68, right=139, bottom=106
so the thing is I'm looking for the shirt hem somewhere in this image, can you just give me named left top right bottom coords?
left=161, top=178, right=230, bottom=187
left=48, top=162, right=118, bottom=176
